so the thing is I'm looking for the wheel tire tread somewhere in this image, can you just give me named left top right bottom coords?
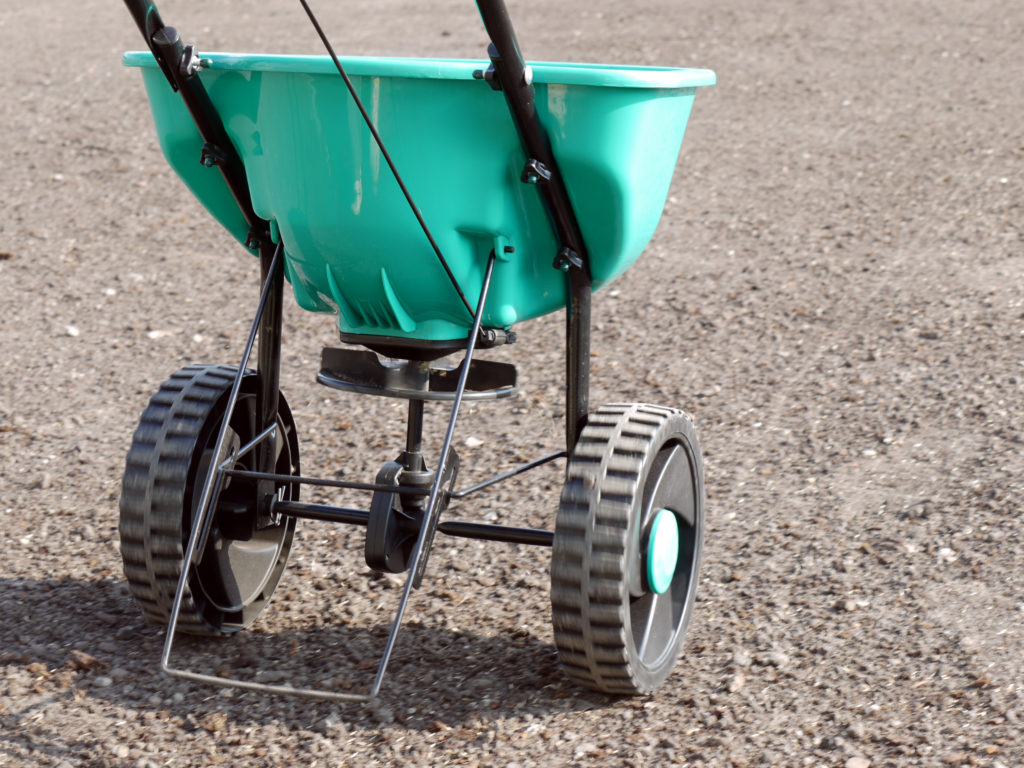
left=118, top=365, right=260, bottom=638
left=551, top=403, right=703, bottom=695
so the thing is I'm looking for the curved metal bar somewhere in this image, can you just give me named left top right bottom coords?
left=160, top=243, right=283, bottom=676
left=160, top=250, right=498, bottom=702
left=223, top=469, right=431, bottom=497
left=451, top=450, right=566, bottom=499
left=365, top=249, right=497, bottom=699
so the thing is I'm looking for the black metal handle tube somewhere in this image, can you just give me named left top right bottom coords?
left=475, top=0, right=590, bottom=275
left=475, top=0, right=593, bottom=451
left=121, top=1, right=266, bottom=243
left=122, top=0, right=178, bottom=90
left=156, top=28, right=262, bottom=233
left=123, top=0, right=162, bottom=37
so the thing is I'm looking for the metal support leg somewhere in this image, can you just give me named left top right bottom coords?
left=256, top=241, right=285, bottom=522
left=406, top=399, right=425, bottom=455
left=565, top=268, right=591, bottom=450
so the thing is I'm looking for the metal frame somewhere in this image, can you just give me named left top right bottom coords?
left=123, top=0, right=595, bottom=701
left=162, top=250, right=534, bottom=701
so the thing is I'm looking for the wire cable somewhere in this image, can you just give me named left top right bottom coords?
left=298, top=0, right=476, bottom=319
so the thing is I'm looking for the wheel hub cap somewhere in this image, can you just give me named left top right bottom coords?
left=646, top=508, right=679, bottom=594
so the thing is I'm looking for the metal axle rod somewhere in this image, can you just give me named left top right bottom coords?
left=271, top=499, right=554, bottom=547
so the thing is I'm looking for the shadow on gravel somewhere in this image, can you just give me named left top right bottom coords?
left=1, top=576, right=606, bottom=739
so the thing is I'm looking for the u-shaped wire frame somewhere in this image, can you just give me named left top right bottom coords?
left=159, top=248, right=498, bottom=702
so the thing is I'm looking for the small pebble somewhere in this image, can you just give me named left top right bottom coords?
left=846, top=758, right=870, bottom=768
left=573, top=742, right=599, bottom=759
left=254, top=670, right=288, bottom=683
left=92, top=676, right=113, bottom=688
left=732, top=650, right=752, bottom=668
left=380, top=573, right=403, bottom=593
left=767, top=651, right=790, bottom=668
left=728, top=673, right=746, bottom=693
left=199, top=712, right=227, bottom=733
left=314, top=715, right=347, bottom=736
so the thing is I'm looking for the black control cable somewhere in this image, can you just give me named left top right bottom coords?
left=298, top=0, right=476, bottom=319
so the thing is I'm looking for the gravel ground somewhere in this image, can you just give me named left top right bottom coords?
left=2, top=0, right=1023, bottom=766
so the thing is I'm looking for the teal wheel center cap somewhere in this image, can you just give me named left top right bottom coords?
left=646, top=509, right=680, bottom=594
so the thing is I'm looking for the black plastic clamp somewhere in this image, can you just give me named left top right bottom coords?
left=521, top=158, right=552, bottom=185
left=200, top=142, right=228, bottom=168
left=244, top=227, right=264, bottom=251
left=553, top=247, right=584, bottom=273
left=179, top=44, right=210, bottom=77
left=472, top=64, right=503, bottom=91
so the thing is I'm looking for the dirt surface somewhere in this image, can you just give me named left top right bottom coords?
left=2, top=0, right=1022, bottom=765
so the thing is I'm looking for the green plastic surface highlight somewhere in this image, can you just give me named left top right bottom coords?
left=646, top=508, right=680, bottom=595
left=125, top=52, right=714, bottom=342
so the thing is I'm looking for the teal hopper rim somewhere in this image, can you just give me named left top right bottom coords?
left=123, top=50, right=715, bottom=88
left=125, top=50, right=714, bottom=343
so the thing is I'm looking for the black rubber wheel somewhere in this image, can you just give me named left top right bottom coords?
left=551, top=403, right=705, bottom=694
left=118, top=364, right=300, bottom=636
